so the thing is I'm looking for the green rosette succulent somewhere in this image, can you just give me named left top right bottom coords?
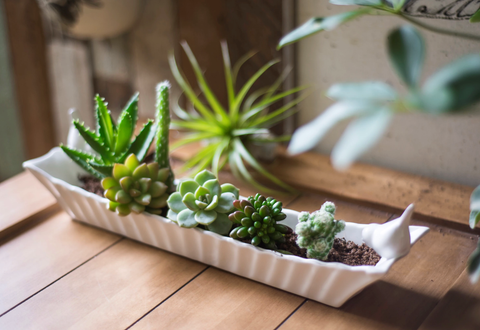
left=166, top=170, right=239, bottom=235
left=295, top=201, right=345, bottom=260
left=101, top=154, right=170, bottom=216
left=228, top=193, right=289, bottom=249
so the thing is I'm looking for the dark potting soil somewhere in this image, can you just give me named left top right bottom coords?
left=276, top=232, right=381, bottom=266
left=78, top=175, right=381, bottom=266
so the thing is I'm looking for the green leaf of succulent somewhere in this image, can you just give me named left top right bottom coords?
left=129, top=189, right=141, bottom=197
left=121, top=120, right=156, bottom=162
left=149, top=181, right=167, bottom=198
left=215, top=192, right=236, bottom=213
left=135, top=194, right=152, bottom=206
left=60, top=145, right=104, bottom=179
left=122, top=92, right=139, bottom=131
left=105, top=186, right=121, bottom=201
left=138, top=177, right=152, bottom=194
left=130, top=202, right=145, bottom=214
left=150, top=195, right=168, bottom=209
left=125, top=154, right=140, bottom=172
left=167, top=192, right=187, bottom=213
left=221, top=184, right=239, bottom=199
left=278, top=10, right=368, bottom=49
left=73, top=121, right=112, bottom=162
left=288, top=101, right=374, bottom=155
left=179, top=179, right=200, bottom=197
left=116, top=190, right=132, bottom=204
left=327, top=82, right=397, bottom=101
left=114, top=112, right=133, bottom=155
left=470, top=7, right=480, bottom=23
left=195, top=210, right=218, bottom=225
left=194, top=186, right=209, bottom=199
left=147, top=162, right=159, bottom=181
left=95, top=95, right=115, bottom=150
left=157, top=168, right=170, bottom=182
left=113, top=164, right=132, bottom=180
left=331, top=108, right=393, bottom=170
left=167, top=209, right=178, bottom=222
left=207, top=212, right=232, bottom=235
left=196, top=200, right=208, bottom=209
left=205, top=194, right=219, bottom=211
left=87, top=161, right=113, bottom=177
left=177, top=209, right=198, bottom=228
left=182, top=192, right=200, bottom=211
left=203, top=179, right=221, bottom=197
left=101, top=177, right=118, bottom=190
left=194, top=170, right=217, bottom=186
left=471, top=185, right=480, bottom=211
left=119, top=176, right=133, bottom=191
left=469, top=211, right=480, bottom=230
left=388, top=25, right=424, bottom=88
left=132, top=163, right=150, bottom=181
left=107, top=201, right=119, bottom=212
left=116, top=204, right=131, bottom=216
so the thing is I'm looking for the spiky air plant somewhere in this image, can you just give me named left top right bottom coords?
left=169, top=41, right=308, bottom=194
left=101, top=154, right=170, bottom=216
left=61, top=93, right=156, bottom=179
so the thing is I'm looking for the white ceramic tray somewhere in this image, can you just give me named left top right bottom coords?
left=23, top=147, right=429, bottom=307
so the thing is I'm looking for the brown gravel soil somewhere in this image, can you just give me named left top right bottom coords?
left=276, top=232, right=381, bottom=266
left=79, top=175, right=104, bottom=197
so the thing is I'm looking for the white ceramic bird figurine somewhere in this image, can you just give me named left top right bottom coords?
left=362, top=204, right=415, bottom=259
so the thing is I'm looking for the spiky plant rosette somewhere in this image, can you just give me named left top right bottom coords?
left=101, top=154, right=170, bottom=216
left=169, top=41, right=308, bottom=194
left=61, top=93, right=156, bottom=179
left=229, top=193, right=290, bottom=249
left=166, top=170, right=239, bottom=235
left=296, top=202, right=346, bottom=260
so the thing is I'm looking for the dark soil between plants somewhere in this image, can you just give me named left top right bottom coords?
left=79, top=175, right=381, bottom=266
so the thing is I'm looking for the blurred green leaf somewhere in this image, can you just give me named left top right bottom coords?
left=470, top=211, right=480, bottom=230
left=468, top=240, right=480, bottom=283
left=471, top=185, right=480, bottom=211
left=60, top=145, right=104, bottom=179
left=288, top=101, right=374, bottom=155
left=421, top=54, right=480, bottom=112
left=278, top=10, right=368, bottom=49
left=73, top=120, right=113, bottom=162
left=330, top=0, right=382, bottom=5
left=95, top=95, right=115, bottom=150
left=391, top=0, right=406, bottom=11
left=122, top=92, right=139, bottom=131
left=120, top=120, right=155, bottom=162
left=114, top=112, right=133, bottom=155
left=87, top=161, right=113, bottom=177
left=221, top=41, right=235, bottom=106
left=470, top=8, right=480, bottom=23
left=331, top=108, right=393, bottom=170
left=327, top=81, right=397, bottom=101
left=388, top=25, right=424, bottom=88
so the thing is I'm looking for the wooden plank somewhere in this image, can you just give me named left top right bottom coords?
left=418, top=269, right=480, bottom=330
left=0, top=0, right=25, bottom=181
left=0, top=171, right=58, bottom=241
left=131, top=267, right=304, bottom=330
left=0, top=212, right=120, bottom=315
left=0, top=239, right=206, bottom=329
left=279, top=220, right=478, bottom=330
left=267, top=149, right=474, bottom=230
left=3, top=0, right=55, bottom=158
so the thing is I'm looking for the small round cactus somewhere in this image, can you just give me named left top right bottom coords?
left=295, top=201, right=345, bottom=260
left=101, top=154, right=170, bottom=216
left=166, top=170, right=239, bottom=235
left=229, top=194, right=290, bottom=249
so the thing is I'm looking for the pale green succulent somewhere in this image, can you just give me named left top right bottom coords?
left=166, top=170, right=239, bottom=235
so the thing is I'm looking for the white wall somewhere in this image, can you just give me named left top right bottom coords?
left=296, top=1, right=480, bottom=187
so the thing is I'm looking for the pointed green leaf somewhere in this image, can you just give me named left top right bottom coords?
left=60, top=145, right=104, bottom=179
left=470, top=210, right=480, bottom=230
left=278, top=10, right=368, bottom=49
left=331, top=108, right=393, bottom=170
left=114, top=112, right=133, bottom=155
left=113, top=164, right=132, bottom=180
left=95, top=95, right=115, bottom=150
left=120, top=120, right=156, bottom=162
left=167, top=209, right=178, bottom=221
left=232, top=50, right=257, bottom=89
left=221, top=41, right=235, bottom=106
left=122, top=92, right=139, bottom=130
left=167, top=192, right=187, bottom=213
left=87, top=161, right=113, bottom=177
left=195, top=186, right=210, bottom=199
left=73, top=121, right=113, bottom=162
left=207, top=212, right=232, bottom=235
left=205, top=194, right=219, bottom=211
left=388, top=25, right=424, bottom=88
left=149, top=181, right=167, bottom=198
left=177, top=209, right=198, bottom=228
left=135, top=193, right=152, bottom=206
left=101, top=177, right=118, bottom=190
left=125, top=154, right=140, bottom=172
left=195, top=210, right=217, bottom=225
left=204, top=179, right=221, bottom=197
left=133, top=163, right=150, bottom=180
left=149, top=195, right=168, bottom=209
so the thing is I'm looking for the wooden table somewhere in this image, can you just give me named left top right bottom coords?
left=1, top=151, right=479, bottom=330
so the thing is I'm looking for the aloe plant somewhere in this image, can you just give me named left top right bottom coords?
left=61, top=93, right=156, bottom=179
left=169, top=41, right=307, bottom=194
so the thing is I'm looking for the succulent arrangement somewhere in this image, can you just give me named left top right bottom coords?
left=101, top=154, right=170, bottom=216
left=296, top=202, right=346, bottom=260
left=61, top=93, right=156, bottom=179
left=169, top=41, right=307, bottom=194
left=166, top=170, right=239, bottom=235
left=229, top=194, right=290, bottom=249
